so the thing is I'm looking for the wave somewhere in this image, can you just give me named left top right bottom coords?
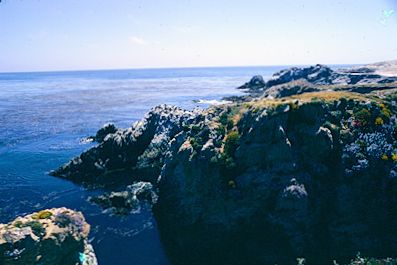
left=194, top=99, right=232, bottom=105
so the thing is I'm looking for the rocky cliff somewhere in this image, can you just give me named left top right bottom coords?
left=0, top=208, right=97, bottom=265
left=49, top=64, right=397, bottom=265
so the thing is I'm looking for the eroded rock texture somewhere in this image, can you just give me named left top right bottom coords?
left=0, top=208, right=97, bottom=265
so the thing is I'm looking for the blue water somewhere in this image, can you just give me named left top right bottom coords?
left=0, top=65, right=298, bottom=265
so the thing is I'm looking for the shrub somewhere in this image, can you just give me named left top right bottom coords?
left=32, top=210, right=53, bottom=219
left=191, top=125, right=202, bottom=134
left=219, top=112, right=229, bottom=126
left=380, top=104, right=391, bottom=121
left=354, top=108, right=371, bottom=127
left=25, top=221, right=45, bottom=236
left=218, top=131, right=241, bottom=183
left=190, top=137, right=202, bottom=152
left=226, top=119, right=234, bottom=130
left=14, top=221, right=23, bottom=228
left=224, top=131, right=240, bottom=157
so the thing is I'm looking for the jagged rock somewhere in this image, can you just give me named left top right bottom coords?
left=266, top=64, right=334, bottom=87
left=237, top=75, right=266, bottom=91
left=0, top=208, right=97, bottom=265
left=94, top=123, right=117, bottom=142
left=51, top=104, right=200, bottom=186
left=89, top=181, right=158, bottom=215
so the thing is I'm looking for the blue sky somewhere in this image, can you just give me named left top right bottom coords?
left=0, top=0, right=396, bottom=72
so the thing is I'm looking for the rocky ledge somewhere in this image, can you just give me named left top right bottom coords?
left=0, top=208, right=97, bottom=265
left=50, top=63, right=397, bottom=265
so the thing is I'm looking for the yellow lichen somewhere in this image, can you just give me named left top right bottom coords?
left=375, top=117, right=384, bottom=126
left=381, top=154, right=389, bottom=161
left=32, top=210, right=53, bottom=220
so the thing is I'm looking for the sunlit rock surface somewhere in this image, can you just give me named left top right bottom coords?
left=0, top=208, right=97, bottom=265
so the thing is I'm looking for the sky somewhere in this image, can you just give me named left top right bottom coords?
left=0, top=0, right=396, bottom=72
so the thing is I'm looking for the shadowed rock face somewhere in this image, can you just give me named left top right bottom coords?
left=153, top=100, right=397, bottom=265
left=0, top=208, right=97, bottom=265
left=51, top=65, right=397, bottom=265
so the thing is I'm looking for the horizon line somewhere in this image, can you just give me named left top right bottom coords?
left=0, top=62, right=363, bottom=75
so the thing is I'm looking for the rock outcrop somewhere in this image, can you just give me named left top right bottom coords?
left=51, top=64, right=397, bottom=265
left=51, top=104, right=201, bottom=186
left=153, top=95, right=397, bottom=265
left=93, top=123, right=117, bottom=143
left=237, top=63, right=397, bottom=98
left=238, top=75, right=266, bottom=91
left=0, top=208, right=97, bottom=265
left=89, top=181, right=158, bottom=215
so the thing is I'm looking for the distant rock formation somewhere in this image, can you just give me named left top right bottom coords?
left=0, top=208, right=97, bottom=265
left=237, top=63, right=397, bottom=98
left=345, top=60, right=397, bottom=77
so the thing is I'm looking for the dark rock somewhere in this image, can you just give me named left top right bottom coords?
left=153, top=99, right=397, bottom=265
left=237, top=75, right=266, bottom=91
left=266, top=64, right=334, bottom=87
left=50, top=104, right=200, bottom=187
left=94, top=123, right=117, bottom=142
left=89, top=182, right=158, bottom=215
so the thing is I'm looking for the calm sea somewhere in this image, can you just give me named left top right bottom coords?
left=0, top=65, right=332, bottom=265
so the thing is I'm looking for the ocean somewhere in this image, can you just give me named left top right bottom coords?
left=0, top=65, right=313, bottom=265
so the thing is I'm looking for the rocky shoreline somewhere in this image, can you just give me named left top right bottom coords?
left=3, top=61, right=397, bottom=264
